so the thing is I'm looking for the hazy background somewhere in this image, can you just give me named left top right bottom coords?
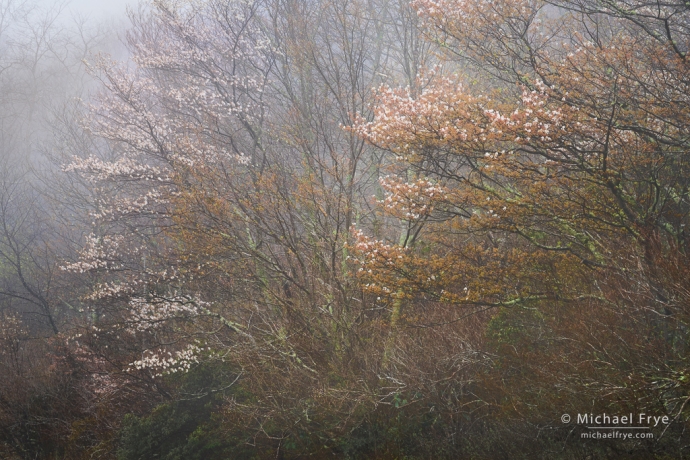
left=51, top=0, right=136, bottom=22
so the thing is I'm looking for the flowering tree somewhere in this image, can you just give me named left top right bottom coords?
left=351, top=0, right=690, bottom=449
left=47, top=0, right=690, bottom=456
left=61, top=0, right=448, bottom=455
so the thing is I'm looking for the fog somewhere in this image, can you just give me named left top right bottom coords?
left=40, top=0, right=136, bottom=21
left=0, top=0, right=127, bottom=167
left=1, top=0, right=689, bottom=458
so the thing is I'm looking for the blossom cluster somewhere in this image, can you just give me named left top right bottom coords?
left=62, top=156, right=167, bottom=183
left=0, top=313, right=27, bottom=352
left=127, top=295, right=207, bottom=332
left=483, top=80, right=567, bottom=144
left=61, top=234, right=134, bottom=273
left=379, top=175, right=447, bottom=221
left=349, top=227, right=408, bottom=297
left=129, top=344, right=202, bottom=377
left=353, top=77, right=483, bottom=151
left=412, top=0, right=535, bottom=34
left=61, top=0, right=270, bottom=351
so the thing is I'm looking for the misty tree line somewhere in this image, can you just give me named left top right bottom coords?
left=1, top=0, right=690, bottom=458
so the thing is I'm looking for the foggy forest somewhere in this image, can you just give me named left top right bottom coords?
left=0, top=0, right=689, bottom=458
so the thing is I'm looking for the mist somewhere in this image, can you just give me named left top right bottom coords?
left=1, top=0, right=689, bottom=458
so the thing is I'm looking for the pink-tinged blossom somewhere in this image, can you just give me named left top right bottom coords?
left=353, top=77, right=487, bottom=152
left=349, top=227, right=408, bottom=294
left=378, top=175, right=448, bottom=221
